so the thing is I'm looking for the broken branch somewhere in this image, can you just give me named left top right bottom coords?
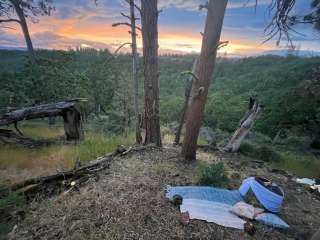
left=112, top=22, right=142, bottom=31
left=113, top=42, right=131, bottom=55
left=181, top=71, right=200, bottom=83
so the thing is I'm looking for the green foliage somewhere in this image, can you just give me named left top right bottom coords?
left=0, top=187, right=25, bottom=212
left=256, top=145, right=282, bottom=162
left=239, top=141, right=281, bottom=162
left=160, top=97, right=183, bottom=124
left=0, top=184, right=26, bottom=238
left=1, top=50, right=319, bottom=138
left=239, top=141, right=256, bottom=155
left=198, top=162, right=229, bottom=187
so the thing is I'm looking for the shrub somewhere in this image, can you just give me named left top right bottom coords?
left=198, top=162, right=229, bottom=187
left=239, top=141, right=255, bottom=155
left=256, top=145, right=282, bottom=163
left=239, top=141, right=281, bottom=162
left=0, top=184, right=26, bottom=237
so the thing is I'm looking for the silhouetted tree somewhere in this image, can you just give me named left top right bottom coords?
left=0, top=0, right=54, bottom=60
left=266, top=0, right=320, bottom=44
left=112, top=0, right=142, bottom=144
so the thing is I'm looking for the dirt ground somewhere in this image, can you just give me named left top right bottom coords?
left=6, top=145, right=320, bottom=240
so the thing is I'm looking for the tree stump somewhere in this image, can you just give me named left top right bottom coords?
left=62, top=107, right=83, bottom=141
left=224, top=97, right=263, bottom=152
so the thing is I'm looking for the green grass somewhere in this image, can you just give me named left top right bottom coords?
left=0, top=184, right=26, bottom=238
left=272, top=151, right=320, bottom=178
left=240, top=140, right=320, bottom=178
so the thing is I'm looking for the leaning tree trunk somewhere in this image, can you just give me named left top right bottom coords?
left=10, top=0, right=35, bottom=61
left=130, top=0, right=142, bottom=144
left=141, top=0, right=162, bottom=146
left=224, top=97, right=263, bottom=152
left=182, top=0, right=228, bottom=161
left=174, top=58, right=199, bottom=145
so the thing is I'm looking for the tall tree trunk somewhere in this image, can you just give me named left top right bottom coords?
left=130, top=0, right=142, bottom=144
left=141, top=0, right=162, bottom=146
left=182, top=0, right=228, bottom=161
left=10, top=0, right=35, bottom=61
left=174, top=58, right=199, bottom=145
left=224, top=97, right=263, bottom=152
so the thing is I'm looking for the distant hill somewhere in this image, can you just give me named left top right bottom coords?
left=260, top=49, right=320, bottom=58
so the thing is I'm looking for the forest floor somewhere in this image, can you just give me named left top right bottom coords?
left=5, top=143, right=320, bottom=240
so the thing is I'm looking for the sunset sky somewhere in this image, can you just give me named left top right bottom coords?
left=0, top=0, right=319, bottom=57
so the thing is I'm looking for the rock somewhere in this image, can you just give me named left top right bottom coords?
left=172, top=195, right=183, bottom=206
left=199, top=127, right=215, bottom=144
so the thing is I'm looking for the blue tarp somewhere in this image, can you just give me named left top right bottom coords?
left=166, top=177, right=289, bottom=229
left=255, top=213, right=289, bottom=229
left=166, top=186, right=243, bottom=205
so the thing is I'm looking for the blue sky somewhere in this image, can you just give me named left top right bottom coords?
left=0, top=0, right=319, bottom=56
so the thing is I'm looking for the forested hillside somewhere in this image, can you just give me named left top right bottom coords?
left=1, top=49, right=319, bottom=142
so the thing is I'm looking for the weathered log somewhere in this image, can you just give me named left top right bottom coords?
left=224, top=97, right=263, bottom=152
left=0, top=99, right=82, bottom=126
left=0, top=99, right=85, bottom=141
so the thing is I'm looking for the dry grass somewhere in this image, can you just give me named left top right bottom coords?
left=8, top=146, right=320, bottom=240
left=0, top=129, right=135, bottom=183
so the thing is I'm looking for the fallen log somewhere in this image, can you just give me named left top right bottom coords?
left=0, top=99, right=85, bottom=141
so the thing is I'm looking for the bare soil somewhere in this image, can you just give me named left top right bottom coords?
left=6, top=145, right=320, bottom=240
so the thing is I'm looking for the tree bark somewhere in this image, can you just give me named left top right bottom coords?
left=141, top=0, right=162, bottom=146
left=182, top=0, right=228, bottom=161
left=174, top=58, right=199, bottom=145
left=10, top=0, right=35, bottom=61
left=224, top=97, right=263, bottom=152
left=63, top=107, right=83, bottom=141
left=129, top=0, right=142, bottom=144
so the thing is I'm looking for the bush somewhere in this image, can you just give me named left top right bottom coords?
left=239, top=141, right=255, bottom=155
left=256, top=145, right=282, bottom=162
left=0, top=184, right=26, bottom=237
left=198, top=162, right=229, bottom=187
left=239, top=141, right=281, bottom=162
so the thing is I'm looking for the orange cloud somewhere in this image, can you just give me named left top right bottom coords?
left=0, top=11, right=273, bottom=57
